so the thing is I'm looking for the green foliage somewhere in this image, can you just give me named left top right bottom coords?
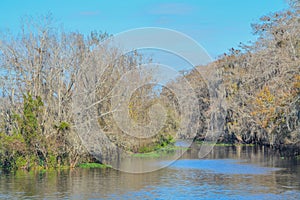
left=55, top=121, right=70, bottom=131
left=18, top=92, right=44, bottom=149
left=0, top=92, right=99, bottom=171
left=47, top=154, right=57, bottom=168
left=132, top=145, right=188, bottom=158
left=0, top=93, right=46, bottom=171
left=137, top=134, right=174, bottom=153
left=15, top=156, right=27, bottom=168
left=0, top=132, right=27, bottom=170
left=136, top=108, right=178, bottom=154
left=77, top=163, right=112, bottom=169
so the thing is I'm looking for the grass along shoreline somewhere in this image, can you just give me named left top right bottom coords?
left=77, top=163, right=112, bottom=169
left=131, top=145, right=190, bottom=158
left=0, top=162, right=112, bottom=172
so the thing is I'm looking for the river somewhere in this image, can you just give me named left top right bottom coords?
left=0, top=143, right=299, bottom=199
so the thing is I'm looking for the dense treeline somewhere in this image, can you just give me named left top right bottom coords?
left=194, top=1, right=300, bottom=155
left=0, top=15, right=177, bottom=170
left=0, top=17, right=107, bottom=170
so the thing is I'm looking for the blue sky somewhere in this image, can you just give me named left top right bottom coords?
left=0, top=0, right=288, bottom=59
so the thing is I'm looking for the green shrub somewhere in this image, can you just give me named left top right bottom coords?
left=55, top=121, right=70, bottom=131
left=15, top=156, right=27, bottom=169
left=77, top=163, right=112, bottom=168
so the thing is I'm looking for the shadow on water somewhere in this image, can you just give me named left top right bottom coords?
left=0, top=143, right=299, bottom=199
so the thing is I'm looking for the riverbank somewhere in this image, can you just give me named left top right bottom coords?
left=0, top=162, right=112, bottom=173
left=1, top=144, right=300, bottom=199
left=194, top=136, right=300, bottom=159
left=272, top=143, right=300, bottom=158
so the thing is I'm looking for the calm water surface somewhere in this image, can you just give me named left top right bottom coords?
left=0, top=144, right=299, bottom=199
